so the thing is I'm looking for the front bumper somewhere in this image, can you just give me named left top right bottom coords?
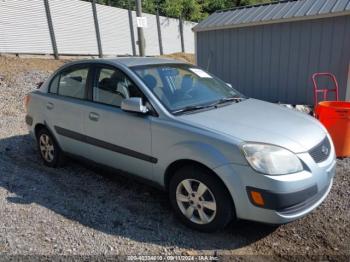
left=214, top=142, right=336, bottom=224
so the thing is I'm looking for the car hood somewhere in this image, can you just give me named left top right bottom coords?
left=178, top=99, right=327, bottom=153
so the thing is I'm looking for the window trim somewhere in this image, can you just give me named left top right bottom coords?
left=48, top=64, right=92, bottom=101
left=91, top=65, right=131, bottom=108
left=48, top=74, right=61, bottom=94
left=131, top=64, right=200, bottom=114
left=89, top=64, right=153, bottom=111
left=49, top=62, right=159, bottom=117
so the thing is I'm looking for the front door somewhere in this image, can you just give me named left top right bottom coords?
left=81, top=65, right=154, bottom=180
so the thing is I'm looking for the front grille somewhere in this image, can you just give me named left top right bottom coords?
left=309, top=137, right=331, bottom=163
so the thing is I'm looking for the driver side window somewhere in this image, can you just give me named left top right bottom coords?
left=93, top=67, right=142, bottom=107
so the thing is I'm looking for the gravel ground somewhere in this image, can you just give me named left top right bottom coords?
left=0, top=56, right=349, bottom=260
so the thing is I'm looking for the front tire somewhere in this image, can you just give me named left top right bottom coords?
left=36, top=127, right=64, bottom=168
left=169, top=165, right=234, bottom=232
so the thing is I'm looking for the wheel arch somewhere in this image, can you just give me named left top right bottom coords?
left=34, top=123, right=62, bottom=150
left=164, top=160, right=235, bottom=206
left=164, top=159, right=237, bottom=224
left=34, top=123, right=47, bottom=139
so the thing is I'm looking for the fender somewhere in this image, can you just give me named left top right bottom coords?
left=153, top=140, right=246, bottom=186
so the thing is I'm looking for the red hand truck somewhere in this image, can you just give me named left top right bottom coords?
left=312, top=72, right=339, bottom=105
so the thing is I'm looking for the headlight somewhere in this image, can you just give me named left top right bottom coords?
left=242, top=143, right=303, bottom=175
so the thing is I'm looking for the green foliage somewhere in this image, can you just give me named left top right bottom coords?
left=83, top=0, right=274, bottom=21
left=143, top=0, right=157, bottom=14
left=238, top=0, right=273, bottom=6
left=162, top=0, right=203, bottom=21
left=200, top=0, right=234, bottom=18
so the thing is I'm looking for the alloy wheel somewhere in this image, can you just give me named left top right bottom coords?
left=39, top=134, right=55, bottom=163
left=176, top=179, right=217, bottom=225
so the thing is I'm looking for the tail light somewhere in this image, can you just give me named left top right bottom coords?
left=24, top=94, right=31, bottom=112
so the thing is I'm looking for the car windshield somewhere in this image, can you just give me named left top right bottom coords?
left=132, top=64, right=244, bottom=114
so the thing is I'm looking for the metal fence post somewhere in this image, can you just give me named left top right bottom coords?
left=92, top=0, right=103, bottom=58
left=156, top=8, right=164, bottom=55
left=135, top=0, right=145, bottom=56
left=128, top=1, right=137, bottom=56
left=43, top=0, right=59, bottom=59
left=179, top=16, right=185, bottom=53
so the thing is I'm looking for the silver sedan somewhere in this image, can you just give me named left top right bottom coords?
left=25, top=58, right=336, bottom=232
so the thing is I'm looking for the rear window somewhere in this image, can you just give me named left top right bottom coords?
left=58, top=68, right=89, bottom=99
left=49, top=74, right=60, bottom=94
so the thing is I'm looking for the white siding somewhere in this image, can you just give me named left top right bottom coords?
left=130, top=12, right=161, bottom=56
left=0, top=0, right=197, bottom=56
left=96, top=5, right=132, bottom=56
left=0, top=0, right=52, bottom=54
left=160, top=16, right=182, bottom=54
left=132, top=13, right=196, bottom=55
left=50, top=0, right=98, bottom=55
left=183, top=21, right=196, bottom=53
left=143, top=13, right=160, bottom=56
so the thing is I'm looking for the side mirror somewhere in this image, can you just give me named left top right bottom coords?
left=121, top=97, right=149, bottom=114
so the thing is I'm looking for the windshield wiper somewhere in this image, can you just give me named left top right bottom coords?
left=217, top=96, right=243, bottom=104
left=172, top=96, right=244, bottom=115
left=207, top=96, right=243, bottom=108
left=172, top=104, right=215, bottom=115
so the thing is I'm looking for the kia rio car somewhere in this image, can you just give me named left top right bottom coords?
left=25, top=58, right=336, bottom=232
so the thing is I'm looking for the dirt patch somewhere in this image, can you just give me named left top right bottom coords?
left=0, top=56, right=66, bottom=78
left=161, top=53, right=195, bottom=64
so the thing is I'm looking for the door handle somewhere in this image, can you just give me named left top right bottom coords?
left=89, top=112, right=100, bottom=121
left=46, top=102, right=54, bottom=110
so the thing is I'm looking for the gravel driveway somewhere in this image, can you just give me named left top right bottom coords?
left=0, top=56, right=349, bottom=260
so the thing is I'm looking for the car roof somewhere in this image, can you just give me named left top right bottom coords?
left=111, top=57, right=190, bottom=67
left=64, top=57, right=190, bottom=68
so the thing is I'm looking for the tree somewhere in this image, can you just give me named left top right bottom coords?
left=235, top=0, right=273, bottom=6
left=143, top=0, right=157, bottom=14
left=161, top=0, right=203, bottom=21
left=82, top=0, right=274, bottom=21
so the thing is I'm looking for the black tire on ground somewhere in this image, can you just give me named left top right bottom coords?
left=169, top=165, right=235, bottom=232
left=36, top=127, right=64, bottom=168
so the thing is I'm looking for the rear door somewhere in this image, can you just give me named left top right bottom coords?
left=44, top=64, right=93, bottom=155
left=81, top=65, right=154, bottom=180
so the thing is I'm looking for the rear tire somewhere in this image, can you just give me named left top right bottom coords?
left=169, top=165, right=234, bottom=232
left=36, top=127, right=64, bottom=168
